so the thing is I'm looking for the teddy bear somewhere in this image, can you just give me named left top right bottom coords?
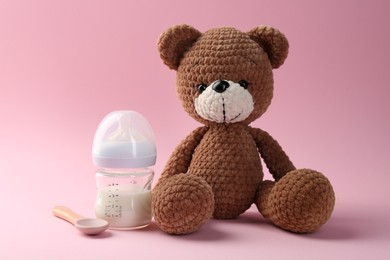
left=152, top=24, right=335, bottom=235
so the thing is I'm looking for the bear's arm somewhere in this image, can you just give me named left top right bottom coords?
left=249, top=127, right=296, bottom=181
left=161, top=126, right=209, bottom=178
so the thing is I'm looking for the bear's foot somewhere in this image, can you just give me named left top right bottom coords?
left=256, top=169, right=335, bottom=233
left=152, top=174, right=214, bottom=234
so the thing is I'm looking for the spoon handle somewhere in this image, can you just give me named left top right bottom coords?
left=52, top=206, right=84, bottom=225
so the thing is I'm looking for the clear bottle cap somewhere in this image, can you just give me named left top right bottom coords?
left=92, top=111, right=157, bottom=168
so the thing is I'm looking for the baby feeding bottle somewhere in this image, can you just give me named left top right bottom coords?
left=92, top=111, right=156, bottom=230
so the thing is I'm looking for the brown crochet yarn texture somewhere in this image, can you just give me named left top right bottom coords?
left=153, top=24, right=335, bottom=235
left=173, top=26, right=277, bottom=125
left=152, top=174, right=214, bottom=234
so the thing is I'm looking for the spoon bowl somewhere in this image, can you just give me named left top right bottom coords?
left=75, top=218, right=109, bottom=235
left=53, top=206, right=109, bottom=235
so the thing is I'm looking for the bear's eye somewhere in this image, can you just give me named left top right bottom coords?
left=239, top=80, right=249, bottom=89
left=197, top=83, right=207, bottom=93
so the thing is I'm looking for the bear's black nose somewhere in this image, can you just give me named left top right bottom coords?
left=212, top=80, right=230, bottom=93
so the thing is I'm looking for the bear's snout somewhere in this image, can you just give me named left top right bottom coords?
left=195, top=80, right=254, bottom=124
left=212, top=80, right=230, bottom=93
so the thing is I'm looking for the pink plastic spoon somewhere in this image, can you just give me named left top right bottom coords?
left=52, top=206, right=109, bottom=235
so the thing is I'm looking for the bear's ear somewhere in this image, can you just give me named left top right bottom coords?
left=158, top=24, right=201, bottom=70
left=247, top=25, right=289, bottom=69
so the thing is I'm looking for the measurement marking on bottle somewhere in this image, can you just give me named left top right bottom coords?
left=104, top=183, right=122, bottom=218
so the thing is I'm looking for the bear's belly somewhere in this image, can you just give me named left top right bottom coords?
left=188, top=124, right=263, bottom=219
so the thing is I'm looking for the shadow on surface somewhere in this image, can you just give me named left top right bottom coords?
left=174, top=210, right=268, bottom=241
left=301, top=216, right=357, bottom=240
left=303, top=213, right=384, bottom=240
left=80, top=230, right=114, bottom=239
left=176, top=222, right=231, bottom=241
left=139, top=209, right=386, bottom=242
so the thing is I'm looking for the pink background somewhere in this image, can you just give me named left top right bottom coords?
left=1, top=0, right=389, bottom=259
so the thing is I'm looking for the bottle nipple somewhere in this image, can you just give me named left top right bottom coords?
left=92, top=111, right=156, bottom=168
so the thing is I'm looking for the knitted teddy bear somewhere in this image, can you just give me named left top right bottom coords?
left=152, top=24, right=335, bottom=235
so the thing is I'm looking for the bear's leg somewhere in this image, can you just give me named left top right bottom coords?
left=255, top=169, right=335, bottom=233
left=152, top=174, right=214, bottom=235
